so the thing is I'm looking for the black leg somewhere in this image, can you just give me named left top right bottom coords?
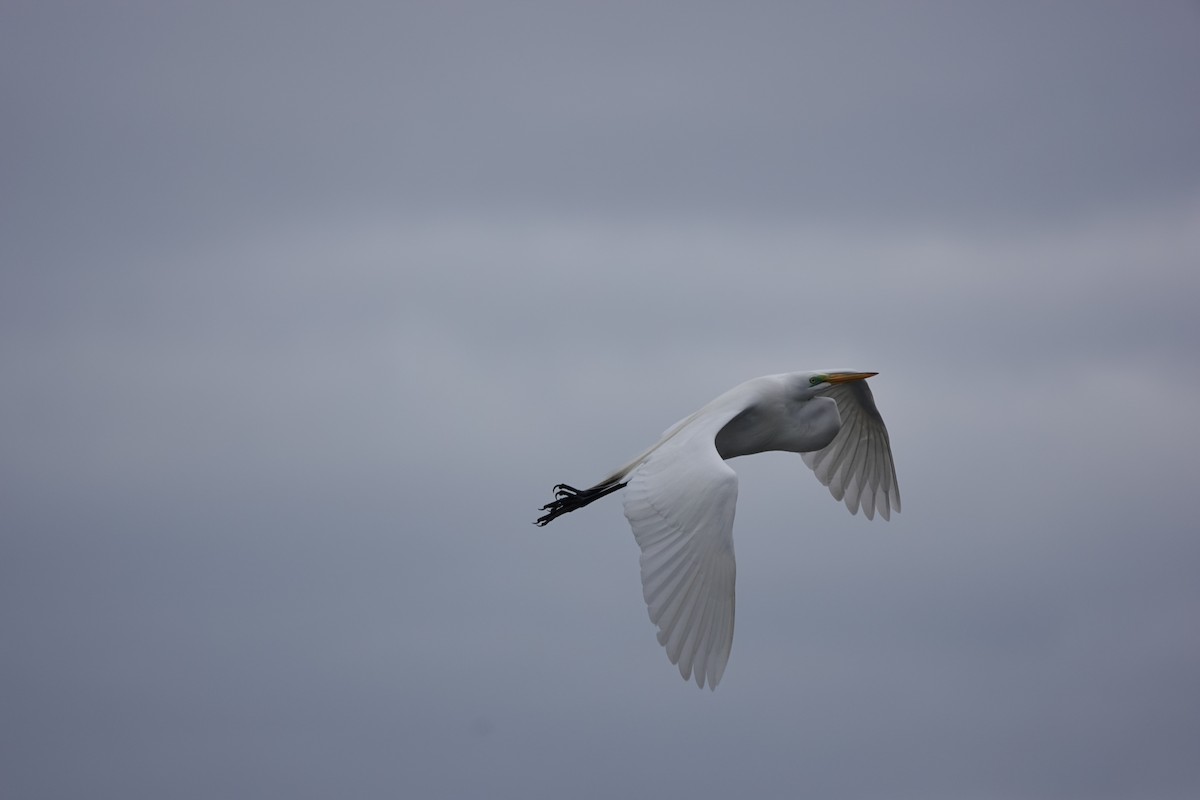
left=535, top=481, right=627, bottom=526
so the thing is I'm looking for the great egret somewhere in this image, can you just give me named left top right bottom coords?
left=536, top=370, right=900, bottom=689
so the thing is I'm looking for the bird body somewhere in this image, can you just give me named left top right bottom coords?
left=537, top=370, right=900, bottom=689
left=712, top=373, right=844, bottom=458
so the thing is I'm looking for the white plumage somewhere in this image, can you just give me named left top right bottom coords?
left=537, top=370, right=900, bottom=689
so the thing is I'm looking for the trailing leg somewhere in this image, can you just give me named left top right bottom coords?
left=535, top=481, right=627, bottom=526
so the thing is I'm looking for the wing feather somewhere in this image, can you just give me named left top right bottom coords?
left=801, top=380, right=901, bottom=520
left=623, top=415, right=739, bottom=690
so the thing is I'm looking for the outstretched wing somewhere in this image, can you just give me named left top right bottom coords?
left=623, top=416, right=739, bottom=690
left=801, top=380, right=901, bottom=520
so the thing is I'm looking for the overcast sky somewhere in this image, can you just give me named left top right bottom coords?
left=3, top=2, right=1199, bottom=798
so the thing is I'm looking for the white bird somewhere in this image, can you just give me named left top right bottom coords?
left=536, top=370, right=900, bottom=689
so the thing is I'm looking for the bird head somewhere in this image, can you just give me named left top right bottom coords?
left=805, top=370, right=877, bottom=391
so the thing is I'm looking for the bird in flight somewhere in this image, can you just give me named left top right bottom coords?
left=536, top=370, right=900, bottom=689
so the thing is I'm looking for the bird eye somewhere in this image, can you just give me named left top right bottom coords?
left=809, top=376, right=822, bottom=386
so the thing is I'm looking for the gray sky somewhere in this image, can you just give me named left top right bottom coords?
left=3, top=2, right=1199, bottom=798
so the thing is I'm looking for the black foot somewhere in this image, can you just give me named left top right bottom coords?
left=535, top=481, right=627, bottom=526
